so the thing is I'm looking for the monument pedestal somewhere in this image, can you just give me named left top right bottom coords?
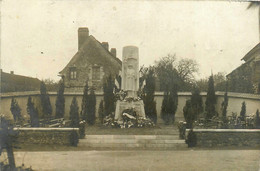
left=114, top=100, right=146, bottom=122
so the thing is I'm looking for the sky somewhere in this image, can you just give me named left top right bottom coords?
left=0, top=0, right=259, bottom=81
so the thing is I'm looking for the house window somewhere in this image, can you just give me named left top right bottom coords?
left=92, top=66, right=100, bottom=80
left=70, top=68, right=77, bottom=80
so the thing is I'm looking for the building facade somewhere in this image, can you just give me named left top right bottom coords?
left=227, top=43, right=260, bottom=93
left=59, top=27, right=122, bottom=92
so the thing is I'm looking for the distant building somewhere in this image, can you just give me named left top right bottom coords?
left=227, top=43, right=260, bottom=93
left=59, top=27, right=122, bottom=92
left=0, top=70, right=41, bottom=93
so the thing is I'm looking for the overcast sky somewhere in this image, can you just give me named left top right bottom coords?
left=1, top=0, right=259, bottom=81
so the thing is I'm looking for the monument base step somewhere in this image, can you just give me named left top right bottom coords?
left=78, top=135, right=187, bottom=150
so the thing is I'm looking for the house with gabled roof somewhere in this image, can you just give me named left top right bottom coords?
left=1, top=70, right=41, bottom=93
left=227, top=43, right=260, bottom=93
left=59, top=27, right=122, bottom=92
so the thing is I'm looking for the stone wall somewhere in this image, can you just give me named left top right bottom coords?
left=14, top=128, right=79, bottom=145
left=187, top=129, right=260, bottom=147
left=1, top=91, right=260, bottom=123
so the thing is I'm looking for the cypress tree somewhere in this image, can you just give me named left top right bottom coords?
left=40, top=81, right=52, bottom=119
left=55, top=81, right=65, bottom=118
left=69, top=97, right=79, bottom=146
left=161, top=84, right=178, bottom=124
left=161, top=91, right=169, bottom=124
left=70, top=97, right=80, bottom=127
left=27, top=96, right=39, bottom=127
left=103, top=75, right=115, bottom=116
left=86, top=89, right=96, bottom=125
left=240, top=101, right=246, bottom=121
left=205, top=75, right=216, bottom=119
left=98, top=100, right=105, bottom=123
left=221, top=91, right=228, bottom=122
left=191, top=88, right=203, bottom=120
left=81, top=81, right=89, bottom=121
left=10, top=98, right=22, bottom=122
left=169, top=84, right=178, bottom=123
left=183, top=100, right=195, bottom=128
left=143, top=68, right=157, bottom=124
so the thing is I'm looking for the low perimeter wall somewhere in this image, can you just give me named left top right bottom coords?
left=14, top=128, right=79, bottom=145
left=187, top=129, right=260, bottom=147
left=1, top=91, right=260, bottom=123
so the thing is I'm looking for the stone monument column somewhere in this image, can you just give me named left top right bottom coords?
left=121, top=46, right=139, bottom=97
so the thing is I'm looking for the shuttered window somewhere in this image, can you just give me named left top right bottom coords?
left=92, top=66, right=100, bottom=80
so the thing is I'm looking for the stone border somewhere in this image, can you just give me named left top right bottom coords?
left=14, top=127, right=79, bottom=146
left=186, top=129, right=260, bottom=132
left=185, top=129, right=260, bottom=147
left=14, top=127, right=79, bottom=131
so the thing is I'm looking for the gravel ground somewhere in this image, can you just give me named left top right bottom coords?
left=2, top=150, right=259, bottom=171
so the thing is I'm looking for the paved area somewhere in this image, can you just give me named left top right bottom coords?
left=2, top=150, right=259, bottom=171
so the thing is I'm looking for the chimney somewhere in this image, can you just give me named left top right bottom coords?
left=110, top=48, right=116, bottom=57
left=101, top=42, right=109, bottom=51
left=10, top=71, right=14, bottom=74
left=78, top=27, right=89, bottom=50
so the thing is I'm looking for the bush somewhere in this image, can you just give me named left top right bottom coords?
left=185, top=129, right=197, bottom=147
left=55, top=81, right=65, bottom=119
left=183, top=100, right=195, bottom=129
left=81, top=82, right=89, bottom=121
left=143, top=68, right=157, bottom=124
left=103, top=75, right=115, bottom=116
left=221, top=91, right=228, bottom=123
left=240, top=101, right=246, bottom=121
left=205, top=75, right=217, bottom=119
left=70, top=97, right=80, bottom=128
left=81, top=82, right=96, bottom=125
left=27, top=96, right=39, bottom=127
left=98, top=100, right=105, bottom=124
left=86, top=89, right=96, bottom=125
left=40, top=81, right=52, bottom=119
left=161, top=84, right=178, bottom=124
left=10, top=98, right=22, bottom=122
left=191, top=88, right=203, bottom=119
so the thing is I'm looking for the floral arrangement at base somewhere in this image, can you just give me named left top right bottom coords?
left=103, top=113, right=155, bottom=128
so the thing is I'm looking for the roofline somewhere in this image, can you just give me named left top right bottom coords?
left=226, top=62, right=246, bottom=77
left=241, top=43, right=260, bottom=61
left=59, top=35, right=122, bottom=75
left=93, top=36, right=122, bottom=65
left=1, top=71, right=41, bottom=81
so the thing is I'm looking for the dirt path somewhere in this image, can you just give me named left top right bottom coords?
left=2, top=150, right=259, bottom=171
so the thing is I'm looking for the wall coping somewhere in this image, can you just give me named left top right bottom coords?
left=1, top=91, right=260, bottom=100
left=186, top=129, right=260, bottom=132
left=13, top=127, right=79, bottom=131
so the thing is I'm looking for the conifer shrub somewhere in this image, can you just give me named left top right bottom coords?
left=185, top=129, right=197, bottom=147
left=40, top=81, right=52, bottom=119
left=27, top=96, right=39, bottom=127
left=10, top=98, right=22, bottom=123
left=55, top=81, right=65, bottom=119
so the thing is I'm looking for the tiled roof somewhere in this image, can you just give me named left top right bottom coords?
left=241, top=43, right=260, bottom=62
left=59, top=35, right=121, bottom=75
left=1, top=71, right=41, bottom=93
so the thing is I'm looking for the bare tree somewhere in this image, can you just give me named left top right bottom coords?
left=177, top=58, right=199, bottom=83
